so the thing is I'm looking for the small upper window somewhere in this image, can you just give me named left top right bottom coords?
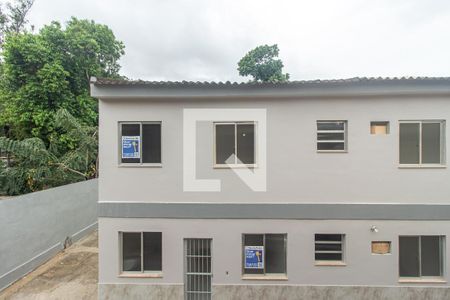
left=317, top=121, right=347, bottom=152
left=242, top=233, right=287, bottom=276
left=120, top=122, right=161, bottom=164
left=121, top=232, right=162, bottom=273
left=399, top=120, right=445, bottom=165
left=371, top=121, right=389, bottom=135
left=315, top=234, right=345, bottom=263
left=215, top=122, right=255, bottom=166
left=371, top=241, right=391, bottom=254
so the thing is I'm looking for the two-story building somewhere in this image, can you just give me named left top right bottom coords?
left=91, top=77, right=450, bottom=300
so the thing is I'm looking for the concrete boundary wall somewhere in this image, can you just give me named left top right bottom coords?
left=0, top=179, right=98, bottom=291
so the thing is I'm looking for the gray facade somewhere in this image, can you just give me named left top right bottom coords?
left=92, top=77, right=450, bottom=299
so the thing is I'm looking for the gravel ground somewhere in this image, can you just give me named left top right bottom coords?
left=0, top=230, right=98, bottom=300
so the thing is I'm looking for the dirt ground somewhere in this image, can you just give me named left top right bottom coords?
left=0, top=230, right=98, bottom=300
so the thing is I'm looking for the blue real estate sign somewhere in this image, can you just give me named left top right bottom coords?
left=122, top=136, right=140, bottom=159
left=244, top=246, right=264, bottom=269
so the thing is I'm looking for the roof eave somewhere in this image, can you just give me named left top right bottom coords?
left=90, top=81, right=450, bottom=100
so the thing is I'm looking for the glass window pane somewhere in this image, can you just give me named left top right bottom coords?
left=317, top=142, right=345, bottom=151
left=399, top=236, right=420, bottom=277
left=243, top=234, right=264, bottom=274
left=399, top=123, right=420, bottom=164
left=237, top=124, right=255, bottom=164
left=244, top=234, right=264, bottom=246
left=315, top=253, right=342, bottom=261
left=121, top=124, right=140, bottom=136
left=121, top=124, right=140, bottom=163
left=143, top=232, right=162, bottom=271
left=317, top=121, right=345, bottom=131
left=265, top=234, right=286, bottom=274
left=216, top=124, right=235, bottom=164
left=318, top=132, right=344, bottom=141
left=142, top=124, right=161, bottom=163
left=422, top=123, right=441, bottom=164
left=315, top=243, right=342, bottom=251
left=421, top=236, right=442, bottom=276
left=122, top=232, right=141, bottom=271
left=315, top=234, right=342, bottom=242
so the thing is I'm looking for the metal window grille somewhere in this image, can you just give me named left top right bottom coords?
left=184, top=239, right=212, bottom=300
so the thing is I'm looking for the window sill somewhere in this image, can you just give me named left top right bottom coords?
left=119, top=272, right=163, bottom=278
left=398, top=164, right=446, bottom=169
left=214, top=164, right=257, bottom=169
left=315, top=261, right=347, bottom=267
left=398, top=277, right=446, bottom=284
left=242, top=274, right=288, bottom=281
left=316, top=150, right=348, bottom=153
left=118, top=163, right=163, bottom=168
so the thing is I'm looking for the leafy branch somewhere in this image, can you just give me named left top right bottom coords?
left=0, top=108, right=98, bottom=195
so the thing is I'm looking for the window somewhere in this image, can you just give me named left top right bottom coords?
left=371, top=121, right=389, bottom=135
left=242, top=234, right=286, bottom=276
left=315, top=234, right=345, bottom=262
left=119, top=122, right=161, bottom=165
left=399, top=120, right=445, bottom=165
left=317, top=121, right=347, bottom=152
left=121, top=232, right=162, bottom=273
left=371, top=241, right=391, bottom=254
left=399, top=236, right=444, bottom=278
left=215, top=122, right=255, bottom=166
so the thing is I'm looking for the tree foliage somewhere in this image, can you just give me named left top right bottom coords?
left=0, top=14, right=125, bottom=195
left=0, top=17, right=124, bottom=148
left=0, top=0, right=34, bottom=42
left=237, top=44, right=289, bottom=83
left=0, top=108, right=98, bottom=195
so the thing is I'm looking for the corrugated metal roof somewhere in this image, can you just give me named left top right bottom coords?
left=91, top=76, right=450, bottom=87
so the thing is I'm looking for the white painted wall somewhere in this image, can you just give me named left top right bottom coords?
left=99, top=96, right=450, bottom=204
left=99, top=218, right=450, bottom=286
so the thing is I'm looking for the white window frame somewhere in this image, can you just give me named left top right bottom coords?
left=398, top=235, right=445, bottom=281
left=398, top=120, right=446, bottom=168
left=119, top=231, right=163, bottom=277
left=316, top=120, right=348, bottom=153
left=118, top=121, right=162, bottom=167
left=314, top=234, right=346, bottom=266
left=214, top=121, right=257, bottom=168
left=241, top=233, right=287, bottom=278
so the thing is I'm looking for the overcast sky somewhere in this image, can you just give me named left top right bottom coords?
left=27, top=0, right=450, bottom=82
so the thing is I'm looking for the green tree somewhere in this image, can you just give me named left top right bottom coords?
left=0, top=108, right=98, bottom=195
left=0, top=17, right=124, bottom=149
left=237, top=44, right=289, bottom=83
left=0, top=0, right=34, bottom=43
